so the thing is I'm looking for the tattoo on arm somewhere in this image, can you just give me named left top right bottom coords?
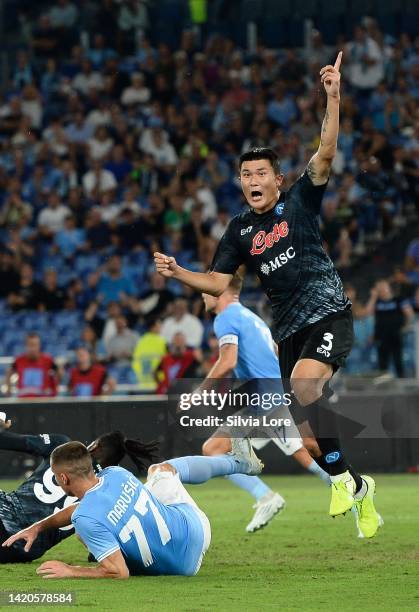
left=307, top=159, right=318, bottom=183
left=320, top=109, right=329, bottom=146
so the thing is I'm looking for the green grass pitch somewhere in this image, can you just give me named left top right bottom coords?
left=0, top=475, right=418, bottom=611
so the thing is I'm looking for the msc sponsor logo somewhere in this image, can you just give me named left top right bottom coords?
left=260, top=246, right=295, bottom=275
left=250, top=221, right=289, bottom=255
left=316, top=332, right=334, bottom=357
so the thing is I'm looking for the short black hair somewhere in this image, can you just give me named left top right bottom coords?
left=239, top=148, right=281, bottom=174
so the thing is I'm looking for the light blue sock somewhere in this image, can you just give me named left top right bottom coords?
left=167, top=455, right=248, bottom=484
left=226, top=474, right=271, bottom=501
left=307, top=459, right=331, bottom=485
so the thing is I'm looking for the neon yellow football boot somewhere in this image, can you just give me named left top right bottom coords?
left=353, top=475, right=380, bottom=539
left=329, top=471, right=355, bottom=517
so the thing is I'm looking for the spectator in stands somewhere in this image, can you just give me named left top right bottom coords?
left=365, top=280, right=415, bottom=377
left=84, top=208, right=112, bottom=252
left=105, top=314, right=139, bottom=363
left=345, top=24, right=384, bottom=92
left=82, top=159, right=117, bottom=198
left=49, top=0, right=79, bottom=29
left=132, top=317, right=166, bottom=392
left=31, top=15, right=61, bottom=61
left=76, top=324, right=106, bottom=361
left=5, top=332, right=59, bottom=397
left=155, top=332, right=200, bottom=394
left=87, top=33, right=117, bottom=69
left=132, top=272, right=174, bottom=324
left=88, top=126, right=114, bottom=161
left=54, top=214, right=86, bottom=260
left=7, top=263, right=43, bottom=311
left=65, top=111, right=94, bottom=145
left=37, top=192, right=71, bottom=239
left=160, top=298, right=204, bottom=348
left=85, top=300, right=122, bottom=344
left=210, top=208, right=231, bottom=242
left=117, top=0, right=150, bottom=54
left=105, top=145, right=133, bottom=184
left=121, top=72, right=150, bottom=106
left=183, top=173, right=217, bottom=221
left=38, top=269, right=66, bottom=311
left=97, top=255, right=134, bottom=306
left=68, top=346, right=115, bottom=397
left=12, top=50, right=35, bottom=90
left=0, top=249, right=19, bottom=298
left=139, top=118, right=178, bottom=167
left=72, top=59, right=104, bottom=95
left=0, top=189, right=32, bottom=229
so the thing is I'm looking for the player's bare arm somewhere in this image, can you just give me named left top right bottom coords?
left=195, top=343, right=238, bottom=394
left=36, top=549, right=129, bottom=580
left=154, top=252, right=232, bottom=296
left=2, top=503, right=78, bottom=552
left=307, top=51, right=342, bottom=186
left=206, top=343, right=238, bottom=379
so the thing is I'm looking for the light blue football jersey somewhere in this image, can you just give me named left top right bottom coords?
left=71, top=466, right=205, bottom=576
left=213, top=302, right=280, bottom=379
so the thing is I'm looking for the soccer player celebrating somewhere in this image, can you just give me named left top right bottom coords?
left=201, top=274, right=331, bottom=533
left=154, top=53, right=381, bottom=538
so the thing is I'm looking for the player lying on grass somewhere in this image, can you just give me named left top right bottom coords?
left=154, top=52, right=382, bottom=538
left=200, top=273, right=330, bottom=533
left=2, top=424, right=262, bottom=576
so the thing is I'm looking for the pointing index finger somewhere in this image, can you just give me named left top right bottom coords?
left=334, top=51, right=343, bottom=71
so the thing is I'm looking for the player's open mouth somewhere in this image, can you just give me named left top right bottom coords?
left=251, top=190, right=263, bottom=202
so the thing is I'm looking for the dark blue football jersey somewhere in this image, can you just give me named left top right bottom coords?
left=210, top=171, right=350, bottom=342
left=0, top=431, right=76, bottom=558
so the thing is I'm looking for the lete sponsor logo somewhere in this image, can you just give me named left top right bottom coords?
left=250, top=221, right=289, bottom=255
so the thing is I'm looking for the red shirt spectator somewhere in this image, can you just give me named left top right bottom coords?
left=68, top=347, right=115, bottom=397
left=155, top=332, right=199, bottom=393
left=8, top=333, right=58, bottom=397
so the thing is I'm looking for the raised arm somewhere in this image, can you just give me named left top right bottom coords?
left=0, top=421, right=69, bottom=457
left=154, top=252, right=232, bottom=297
left=307, top=51, right=342, bottom=186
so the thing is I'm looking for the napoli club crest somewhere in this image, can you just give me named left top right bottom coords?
left=275, top=202, right=284, bottom=216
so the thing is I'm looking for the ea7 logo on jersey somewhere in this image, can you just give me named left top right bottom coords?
left=241, top=225, right=252, bottom=235
left=317, top=332, right=334, bottom=357
left=250, top=221, right=289, bottom=255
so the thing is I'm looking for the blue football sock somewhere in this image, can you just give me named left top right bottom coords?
left=226, top=474, right=271, bottom=501
left=307, top=459, right=331, bottom=485
left=167, top=455, right=247, bottom=484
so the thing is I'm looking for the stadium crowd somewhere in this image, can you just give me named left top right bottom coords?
left=0, top=0, right=418, bottom=395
